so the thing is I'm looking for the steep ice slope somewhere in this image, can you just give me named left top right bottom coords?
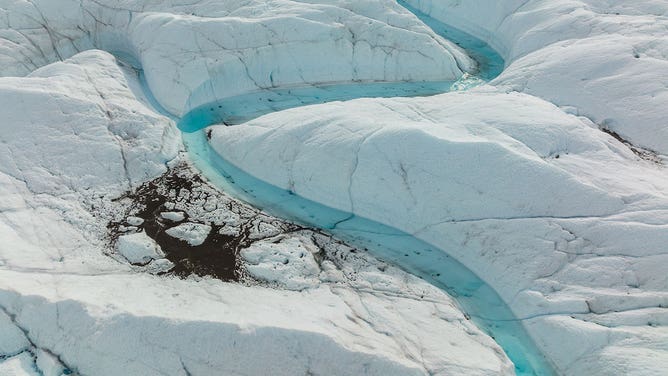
left=205, top=2, right=668, bottom=373
left=211, top=91, right=633, bottom=221
left=0, top=4, right=512, bottom=375
left=404, top=0, right=668, bottom=155
left=209, top=88, right=668, bottom=375
left=0, top=51, right=514, bottom=375
left=0, top=269, right=513, bottom=376
left=0, top=50, right=179, bottom=273
left=0, top=0, right=473, bottom=114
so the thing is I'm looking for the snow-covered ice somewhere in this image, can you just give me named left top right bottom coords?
left=1, top=0, right=667, bottom=375
left=165, top=222, right=212, bottom=246
left=0, top=21, right=512, bottom=376
left=402, top=0, right=668, bottom=154
left=116, top=232, right=164, bottom=265
left=204, top=1, right=668, bottom=374
left=0, top=352, right=40, bottom=376
left=0, top=0, right=474, bottom=114
left=241, top=236, right=323, bottom=291
left=160, top=211, right=186, bottom=222
left=125, top=216, right=144, bottom=226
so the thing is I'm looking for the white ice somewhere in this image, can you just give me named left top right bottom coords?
left=0, top=0, right=666, bottom=375
left=165, top=222, right=212, bottom=246
left=0, top=7, right=512, bottom=374
left=116, top=232, right=164, bottom=265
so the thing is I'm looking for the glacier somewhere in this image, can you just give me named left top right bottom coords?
left=0, top=0, right=667, bottom=375
left=0, top=49, right=513, bottom=376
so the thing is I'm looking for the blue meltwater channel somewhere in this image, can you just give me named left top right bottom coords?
left=169, top=2, right=556, bottom=375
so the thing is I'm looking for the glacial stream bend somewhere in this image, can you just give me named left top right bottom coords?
left=172, top=4, right=557, bottom=376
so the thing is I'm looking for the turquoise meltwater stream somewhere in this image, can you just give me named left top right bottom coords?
left=161, top=2, right=556, bottom=375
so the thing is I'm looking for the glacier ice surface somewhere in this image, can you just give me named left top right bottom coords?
left=0, top=0, right=667, bottom=375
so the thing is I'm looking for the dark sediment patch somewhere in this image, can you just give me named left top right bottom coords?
left=108, top=164, right=302, bottom=281
left=601, top=127, right=663, bottom=164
